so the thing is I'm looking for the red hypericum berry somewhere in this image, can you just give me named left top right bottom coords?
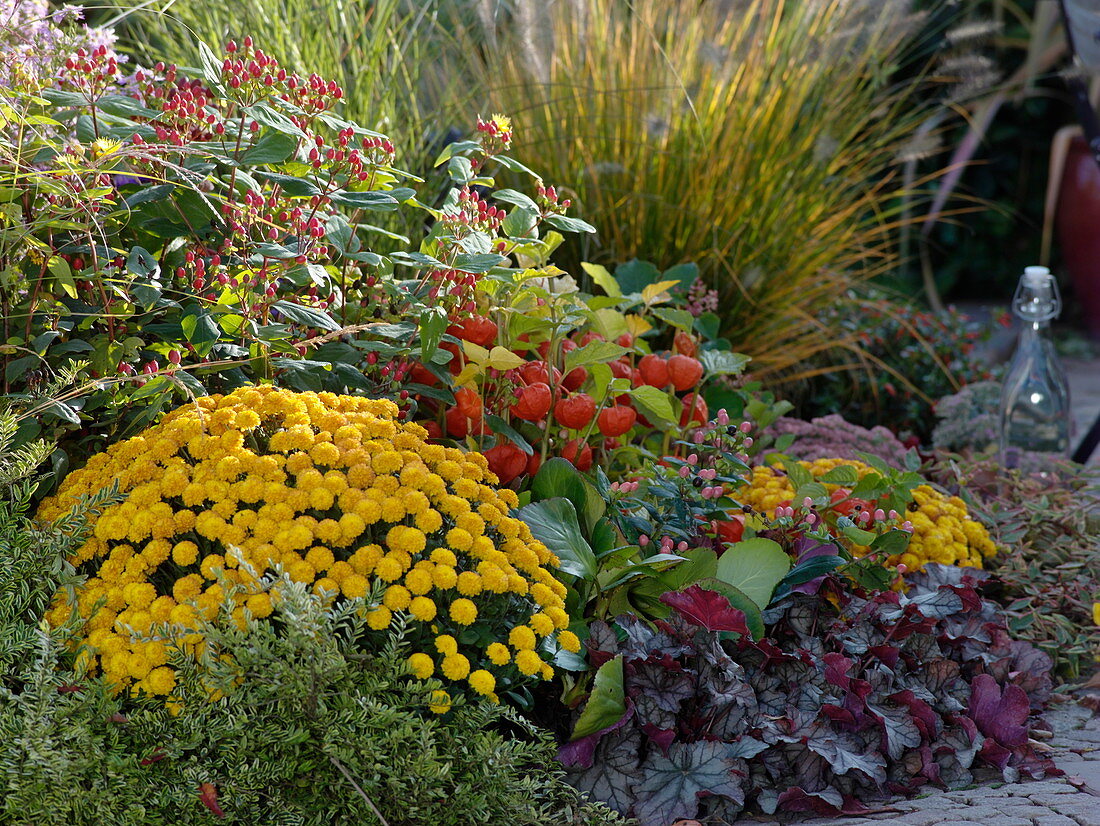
left=554, top=393, right=596, bottom=430
left=638, top=354, right=670, bottom=389
left=561, top=438, right=593, bottom=471
left=512, top=382, right=552, bottom=422
left=484, top=441, right=528, bottom=485
left=167, top=350, right=181, bottom=365
left=597, top=405, right=637, bottom=438
left=667, top=354, right=704, bottom=392
left=616, top=333, right=634, bottom=348
left=680, top=394, right=708, bottom=426
left=454, top=387, right=482, bottom=420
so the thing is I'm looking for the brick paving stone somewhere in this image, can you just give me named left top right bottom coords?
left=1027, top=794, right=1095, bottom=808
left=1026, top=815, right=1085, bottom=826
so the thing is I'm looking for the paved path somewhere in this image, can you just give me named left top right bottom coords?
left=735, top=701, right=1100, bottom=825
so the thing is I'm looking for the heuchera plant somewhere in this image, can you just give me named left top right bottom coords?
left=560, top=565, right=1056, bottom=824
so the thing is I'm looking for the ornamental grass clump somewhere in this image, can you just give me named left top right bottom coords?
left=734, top=458, right=996, bottom=571
left=38, top=385, right=575, bottom=701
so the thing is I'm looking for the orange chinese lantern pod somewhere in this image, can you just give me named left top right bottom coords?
left=511, top=382, right=552, bottom=421
left=554, top=393, right=596, bottom=430
left=638, top=354, right=670, bottom=389
left=454, top=387, right=482, bottom=420
left=484, top=441, right=528, bottom=485
left=598, top=405, right=637, bottom=437
left=680, top=393, right=708, bottom=426
left=561, top=438, right=593, bottom=471
left=667, top=354, right=703, bottom=392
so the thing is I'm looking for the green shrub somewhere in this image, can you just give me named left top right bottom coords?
left=1, top=571, right=626, bottom=826
left=795, top=294, right=996, bottom=442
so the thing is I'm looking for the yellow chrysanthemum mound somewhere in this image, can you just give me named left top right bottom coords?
left=733, top=458, right=996, bottom=572
left=39, top=385, right=570, bottom=701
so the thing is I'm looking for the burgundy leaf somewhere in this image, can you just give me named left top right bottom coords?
left=968, top=673, right=1029, bottom=748
left=823, top=652, right=853, bottom=689
left=660, top=586, right=750, bottom=635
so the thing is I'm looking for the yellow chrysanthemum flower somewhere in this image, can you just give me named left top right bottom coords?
left=39, top=385, right=566, bottom=700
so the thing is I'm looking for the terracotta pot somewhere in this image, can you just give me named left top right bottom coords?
left=1055, top=135, right=1100, bottom=340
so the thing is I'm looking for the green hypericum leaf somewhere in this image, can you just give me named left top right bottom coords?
left=570, top=655, right=626, bottom=741
left=241, top=130, right=298, bottom=165
left=418, top=306, right=447, bottom=362
left=543, top=214, right=597, bottom=234
left=777, top=554, right=845, bottom=589
left=836, top=516, right=877, bottom=546
left=271, top=300, right=341, bottom=331
left=870, top=529, right=910, bottom=556
left=328, top=190, right=398, bottom=211
left=714, top=537, right=791, bottom=609
left=433, top=140, right=481, bottom=167
left=493, top=189, right=540, bottom=212
left=47, top=256, right=76, bottom=299
left=515, top=498, right=597, bottom=580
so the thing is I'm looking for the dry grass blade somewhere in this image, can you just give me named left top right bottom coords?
left=448, top=0, right=939, bottom=382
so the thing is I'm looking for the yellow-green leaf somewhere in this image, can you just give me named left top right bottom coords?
left=461, top=341, right=490, bottom=365
left=48, top=256, right=77, bottom=299
left=487, top=346, right=526, bottom=371
left=582, top=262, right=621, bottom=297
left=641, top=279, right=681, bottom=305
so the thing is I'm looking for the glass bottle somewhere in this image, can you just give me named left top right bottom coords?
left=998, top=266, right=1071, bottom=468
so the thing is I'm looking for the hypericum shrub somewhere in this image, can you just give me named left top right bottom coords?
left=733, top=458, right=996, bottom=571
left=38, top=385, right=575, bottom=702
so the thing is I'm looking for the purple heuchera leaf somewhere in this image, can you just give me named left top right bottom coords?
left=968, top=673, right=1029, bottom=748
left=630, top=740, right=745, bottom=826
left=660, top=585, right=750, bottom=635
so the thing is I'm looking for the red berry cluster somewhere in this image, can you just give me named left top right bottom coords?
left=137, top=70, right=219, bottom=145
left=221, top=37, right=289, bottom=100
left=535, top=184, right=572, bottom=213
left=474, top=115, right=512, bottom=155
left=442, top=187, right=505, bottom=234
left=60, top=45, right=119, bottom=101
